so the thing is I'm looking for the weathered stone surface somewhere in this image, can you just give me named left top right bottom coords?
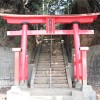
left=7, top=86, right=84, bottom=100
left=0, top=47, right=14, bottom=87
left=87, top=45, right=100, bottom=85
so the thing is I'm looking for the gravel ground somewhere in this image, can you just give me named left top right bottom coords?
left=0, top=87, right=10, bottom=100
left=0, top=86, right=100, bottom=100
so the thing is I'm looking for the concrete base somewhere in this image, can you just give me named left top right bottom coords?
left=75, top=81, right=82, bottom=90
left=7, top=86, right=96, bottom=100
left=82, top=85, right=96, bottom=100
left=7, top=86, right=84, bottom=100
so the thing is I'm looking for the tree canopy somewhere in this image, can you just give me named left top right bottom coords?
left=0, top=0, right=100, bottom=61
left=0, top=0, right=100, bottom=14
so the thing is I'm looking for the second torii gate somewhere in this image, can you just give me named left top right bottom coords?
left=0, top=13, right=99, bottom=87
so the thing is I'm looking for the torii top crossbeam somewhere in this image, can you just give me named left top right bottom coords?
left=0, top=13, right=99, bottom=24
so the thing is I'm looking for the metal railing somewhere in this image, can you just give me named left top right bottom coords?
left=50, top=35, right=53, bottom=88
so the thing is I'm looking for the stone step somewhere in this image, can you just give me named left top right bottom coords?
left=40, top=53, right=49, bottom=54
left=52, top=58, right=64, bottom=60
left=41, top=49, right=49, bottom=50
left=52, top=56, right=63, bottom=59
left=51, top=61, right=64, bottom=63
left=37, top=66, right=50, bottom=68
left=54, top=52, right=63, bottom=54
left=38, top=63, right=65, bottom=65
left=37, top=65, right=65, bottom=68
left=40, top=52, right=62, bottom=54
left=39, top=59, right=50, bottom=61
left=41, top=47, right=62, bottom=51
left=39, top=57, right=63, bottom=59
left=39, top=61, right=50, bottom=63
left=39, top=57, right=50, bottom=58
left=39, top=54, right=49, bottom=55
left=35, top=73, right=66, bottom=77
left=40, top=50, right=49, bottom=52
left=35, top=76, right=67, bottom=80
left=33, top=84, right=49, bottom=88
left=37, top=67, right=65, bottom=70
left=37, top=67, right=65, bottom=71
left=40, top=55, right=63, bottom=57
left=52, top=52, right=62, bottom=54
left=51, top=60, right=64, bottom=63
left=40, top=55, right=50, bottom=57
left=53, top=54, right=63, bottom=55
left=40, top=52, right=49, bottom=53
left=52, top=57, right=63, bottom=59
left=40, top=56, right=50, bottom=58
left=33, top=84, right=68, bottom=88
left=52, top=84, right=68, bottom=88
left=51, top=64, right=65, bottom=67
left=39, top=58, right=64, bottom=60
left=38, top=63, right=50, bottom=66
left=34, top=79, right=68, bottom=84
left=29, top=88, right=72, bottom=95
left=38, top=61, right=64, bottom=64
left=36, top=70, right=65, bottom=74
left=52, top=53, right=63, bottom=57
left=52, top=79, right=68, bottom=83
left=34, top=79, right=49, bottom=84
left=39, top=57, right=50, bottom=59
left=39, top=60, right=64, bottom=62
left=52, top=49, right=62, bottom=50
left=53, top=55, right=63, bottom=57
left=36, top=72, right=66, bottom=75
left=41, top=48, right=62, bottom=53
left=39, top=58, right=64, bottom=63
left=37, top=66, right=65, bottom=68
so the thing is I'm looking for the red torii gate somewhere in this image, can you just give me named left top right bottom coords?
left=0, top=13, right=99, bottom=86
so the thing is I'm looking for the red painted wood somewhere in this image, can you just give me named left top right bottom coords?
left=12, top=48, right=21, bottom=85
left=74, top=54, right=77, bottom=79
left=25, top=55, right=28, bottom=80
left=73, top=23, right=80, bottom=81
left=7, top=30, right=94, bottom=36
left=80, top=47, right=89, bottom=85
left=1, top=13, right=97, bottom=24
left=46, top=18, right=55, bottom=33
left=20, top=24, right=28, bottom=81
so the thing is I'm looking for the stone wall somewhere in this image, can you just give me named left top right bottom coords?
left=0, top=47, right=14, bottom=88
left=88, top=45, right=100, bottom=86
left=0, top=46, right=35, bottom=88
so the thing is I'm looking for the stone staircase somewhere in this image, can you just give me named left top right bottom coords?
left=7, top=37, right=85, bottom=100
left=32, top=39, right=68, bottom=88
